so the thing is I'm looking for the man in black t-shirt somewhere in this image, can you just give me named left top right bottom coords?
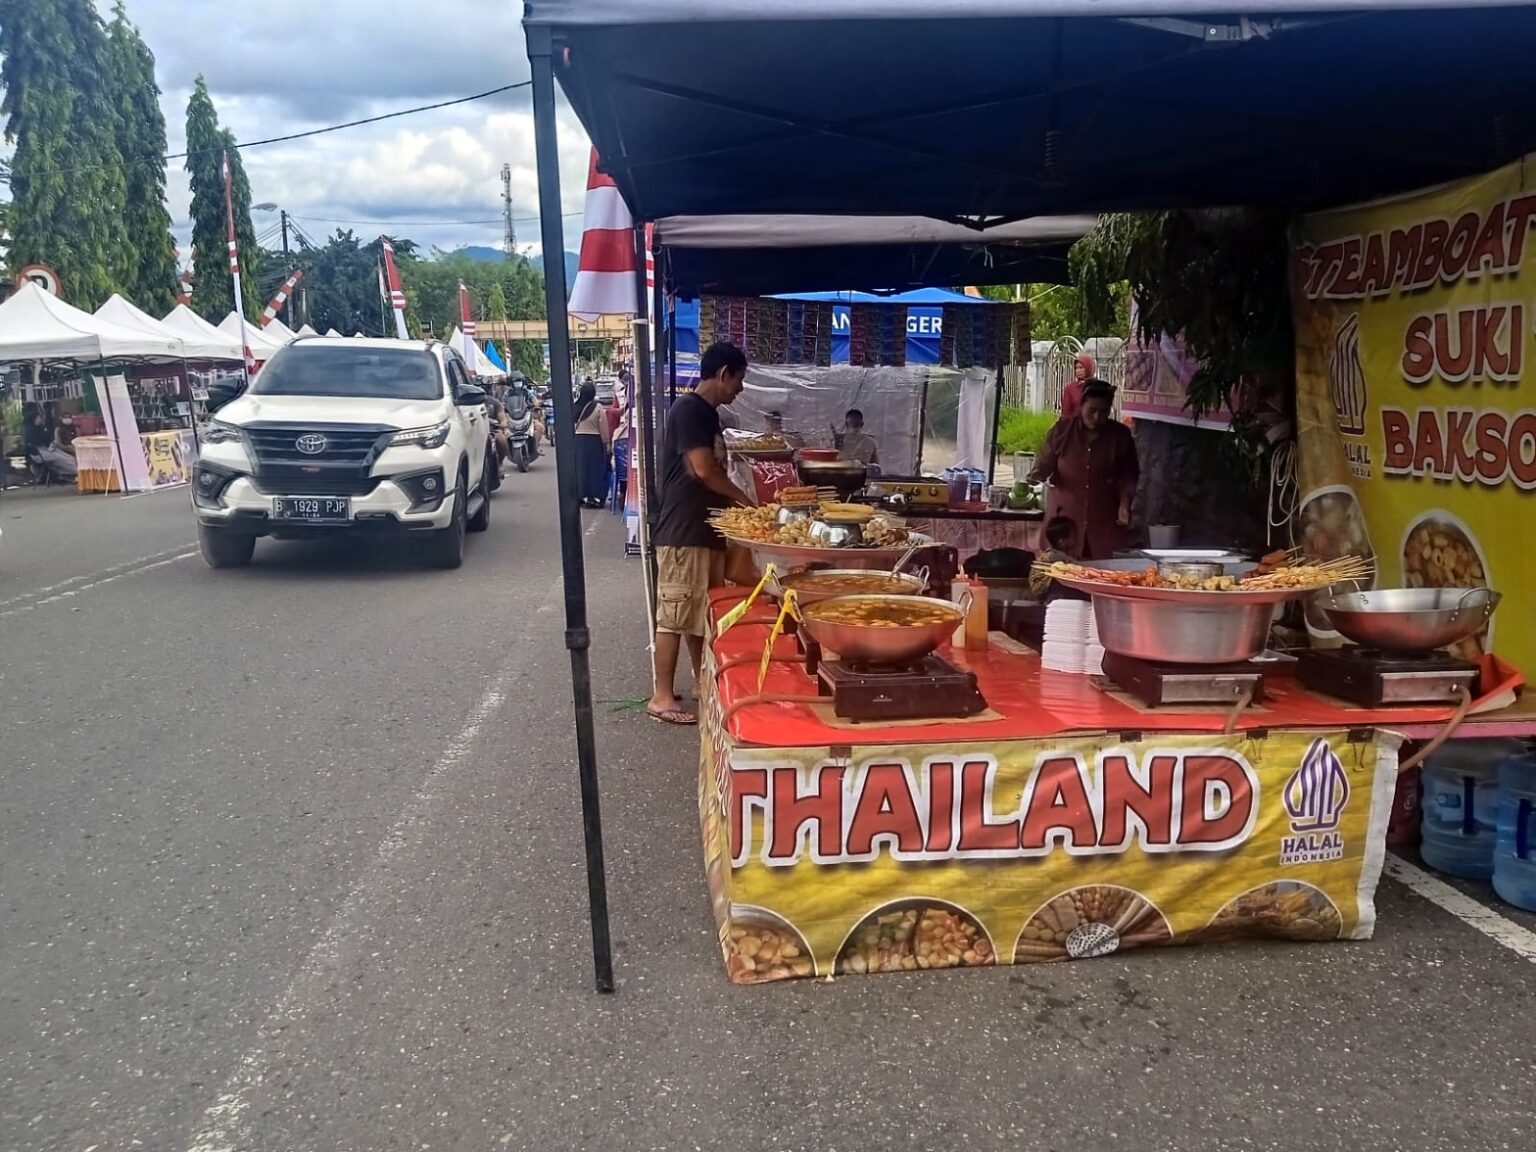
left=647, top=341, right=753, bottom=725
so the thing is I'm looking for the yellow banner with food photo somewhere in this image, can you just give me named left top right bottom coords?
left=698, top=664, right=1399, bottom=983
left=1290, top=154, right=1534, bottom=674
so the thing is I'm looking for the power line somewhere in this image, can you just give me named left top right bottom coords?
left=0, top=81, right=533, bottom=183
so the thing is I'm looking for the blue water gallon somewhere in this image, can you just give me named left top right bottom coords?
left=1420, top=740, right=1530, bottom=880
left=1492, top=752, right=1536, bottom=912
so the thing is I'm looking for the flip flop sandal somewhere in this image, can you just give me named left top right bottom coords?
left=646, top=706, right=697, bottom=726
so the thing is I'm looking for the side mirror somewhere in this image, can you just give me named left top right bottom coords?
left=456, top=384, right=487, bottom=407
left=206, top=379, right=244, bottom=413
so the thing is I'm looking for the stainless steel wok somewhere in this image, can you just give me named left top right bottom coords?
left=1315, top=587, right=1500, bottom=653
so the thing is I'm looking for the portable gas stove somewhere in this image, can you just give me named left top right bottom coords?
left=816, top=655, right=987, bottom=721
left=1296, top=646, right=1479, bottom=706
left=1100, top=651, right=1267, bottom=708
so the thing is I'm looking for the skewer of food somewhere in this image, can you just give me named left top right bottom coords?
left=1034, top=555, right=1375, bottom=594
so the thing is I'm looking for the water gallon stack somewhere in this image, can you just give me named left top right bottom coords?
left=1419, top=740, right=1536, bottom=911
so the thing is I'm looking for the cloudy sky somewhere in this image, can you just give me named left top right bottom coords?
left=113, top=0, right=594, bottom=263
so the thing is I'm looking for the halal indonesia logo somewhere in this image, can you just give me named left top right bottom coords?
left=1280, top=738, right=1350, bottom=865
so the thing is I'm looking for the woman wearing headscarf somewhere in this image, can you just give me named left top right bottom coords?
left=573, top=381, right=611, bottom=507
left=1030, top=381, right=1138, bottom=560
left=1059, top=352, right=1097, bottom=422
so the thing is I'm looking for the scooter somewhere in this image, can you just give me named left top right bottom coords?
left=506, top=389, right=540, bottom=473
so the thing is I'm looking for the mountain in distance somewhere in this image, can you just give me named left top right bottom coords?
left=530, top=250, right=581, bottom=287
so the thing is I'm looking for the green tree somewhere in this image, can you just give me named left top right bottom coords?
left=0, top=0, right=133, bottom=306
left=106, top=1, right=178, bottom=313
left=974, top=282, right=1128, bottom=342
left=485, top=280, right=507, bottom=320
left=185, top=76, right=259, bottom=321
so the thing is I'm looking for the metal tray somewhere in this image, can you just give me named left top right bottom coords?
left=728, top=532, right=933, bottom=573
left=1051, top=573, right=1308, bottom=607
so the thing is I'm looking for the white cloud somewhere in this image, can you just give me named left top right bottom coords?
left=101, top=0, right=594, bottom=263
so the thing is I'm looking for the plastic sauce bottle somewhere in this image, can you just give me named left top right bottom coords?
left=965, top=576, right=990, bottom=650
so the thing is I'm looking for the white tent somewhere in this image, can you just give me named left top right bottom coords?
left=162, top=304, right=244, bottom=360
left=218, top=312, right=284, bottom=359
left=94, top=295, right=189, bottom=358
left=262, top=317, right=298, bottom=343
left=448, top=326, right=506, bottom=378
left=0, top=282, right=183, bottom=362
left=324, top=328, right=343, bottom=338
left=295, top=324, right=319, bottom=337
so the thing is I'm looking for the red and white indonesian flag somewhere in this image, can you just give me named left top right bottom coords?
left=458, top=281, right=478, bottom=368
left=381, top=238, right=409, bottom=339
left=569, top=149, right=652, bottom=322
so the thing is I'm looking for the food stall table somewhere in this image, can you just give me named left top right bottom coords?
left=698, top=589, right=1528, bottom=983
left=74, top=430, right=193, bottom=493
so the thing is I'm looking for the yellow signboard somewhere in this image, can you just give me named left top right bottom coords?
left=1291, top=155, right=1535, bottom=669
left=699, top=652, right=1399, bottom=983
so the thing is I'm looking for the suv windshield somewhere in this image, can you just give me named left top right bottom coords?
left=252, top=345, right=444, bottom=401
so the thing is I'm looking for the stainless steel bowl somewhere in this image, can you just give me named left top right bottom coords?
left=1092, top=592, right=1276, bottom=664
left=1156, top=560, right=1224, bottom=582
left=1316, top=587, right=1500, bottom=653
left=776, top=505, right=812, bottom=526
left=809, top=520, right=864, bottom=547
left=799, top=594, right=963, bottom=664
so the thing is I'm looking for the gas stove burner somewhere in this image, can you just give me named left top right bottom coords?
left=1296, top=646, right=1479, bottom=706
left=1100, top=651, right=1266, bottom=708
left=817, top=654, right=987, bottom=722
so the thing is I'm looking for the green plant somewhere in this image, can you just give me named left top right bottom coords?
left=995, top=407, right=1056, bottom=456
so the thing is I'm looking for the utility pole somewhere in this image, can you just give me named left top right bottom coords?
left=501, top=163, right=516, bottom=256
left=279, top=210, right=292, bottom=325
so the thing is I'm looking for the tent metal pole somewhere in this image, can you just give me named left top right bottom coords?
left=632, top=224, right=660, bottom=618
left=641, top=234, right=662, bottom=605
left=986, top=362, right=1005, bottom=486
left=527, top=25, right=614, bottom=995
left=668, top=299, right=677, bottom=406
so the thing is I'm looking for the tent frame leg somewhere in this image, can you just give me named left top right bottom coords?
left=527, top=24, right=615, bottom=995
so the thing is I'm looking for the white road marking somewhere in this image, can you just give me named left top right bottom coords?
left=1385, top=855, right=1536, bottom=963
left=183, top=666, right=517, bottom=1152
left=0, top=547, right=198, bottom=619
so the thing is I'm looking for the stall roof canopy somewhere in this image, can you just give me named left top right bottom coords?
left=653, top=213, right=1092, bottom=294
left=94, top=295, right=188, bottom=358
left=0, top=282, right=182, bottom=362
left=527, top=1, right=1536, bottom=222
left=162, top=304, right=245, bottom=360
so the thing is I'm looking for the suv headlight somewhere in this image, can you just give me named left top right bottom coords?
left=389, top=420, right=453, bottom=450
left=203, top=419, right=246, bottom=445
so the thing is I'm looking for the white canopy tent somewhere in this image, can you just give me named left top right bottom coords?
left=295, top=324, right=319, bottom=337
left=218, top=312, right=283, bottom=359
left=0, top=282, right=182, bottom=362
left=94, top=295, right=189, bottom=358
left=323, top=327, right=343, bottom=338
left=447, top=326, right=506, bottom=378
left=262, top=317, right=298, bottom=344
left=161, top=304, right=244, bottom=360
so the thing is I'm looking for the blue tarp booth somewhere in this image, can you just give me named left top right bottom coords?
left=671, top=289, right=1002, bottom=366
left=526, top=1, right=1536, bottom=227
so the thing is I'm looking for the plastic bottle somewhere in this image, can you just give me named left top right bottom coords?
left=965, top=576, right=990, bottom=650
left=1419, top=739, right=1528, bottom=880
left=1492, top=749, right=1536, bottom=912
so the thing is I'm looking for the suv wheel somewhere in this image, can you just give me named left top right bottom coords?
left=198, top=524, right=256, bottom=569
left=429, top=476, right=467, bottom=569
left=467, top=456, right=493, bottom=534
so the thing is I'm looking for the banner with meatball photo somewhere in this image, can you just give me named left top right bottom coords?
left=1290, top=154, right=1536, bottom=673
left=699, top=683, right=1399, bottom=982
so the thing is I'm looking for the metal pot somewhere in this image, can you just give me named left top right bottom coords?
left=795, top=458, right=868, bottom=498
left=809, top=520, right=863, bottom=547
left=799, top=594, right=965, bottom=664
left=1156, top=560, right=1224, bottom=583
left=1315, top=587, right=1500, bottom=653
left=1091, top=592, right=1276, bottom=664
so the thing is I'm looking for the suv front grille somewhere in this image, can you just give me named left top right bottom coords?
left=243, top=422, right=395, bottom=493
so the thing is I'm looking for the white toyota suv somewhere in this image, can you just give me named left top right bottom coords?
left=192, top=336, right=495, bottom=569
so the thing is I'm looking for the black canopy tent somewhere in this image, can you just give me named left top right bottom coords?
left=522, top=0, right=1536, bottom=991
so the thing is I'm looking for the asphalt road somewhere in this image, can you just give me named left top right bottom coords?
left=2, top=471, right=1534, bottom=1152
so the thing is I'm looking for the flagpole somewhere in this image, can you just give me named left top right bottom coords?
left=222, top=151, right=252, bottom=382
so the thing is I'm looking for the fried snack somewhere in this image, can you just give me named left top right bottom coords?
left=836, top=902, right=995, bottom=974
left=776, top=485, right=820, bottom=506
left=1402, top=515, right=1490, bottom=661
left=1014, top=885, right=1172, bottom=963
left=710, top=504, right=910, bottom=549
left=728, top=434, right=790, bottom=453
left=724, top=912, right=816, bottom=983
left=1190, top=881, right=1343, bottom=944
left=860, top=519, right=910, bottom=546
left=1034, top=559, right=1371, bottom=594
left=818, top=501, right=875, bottom=523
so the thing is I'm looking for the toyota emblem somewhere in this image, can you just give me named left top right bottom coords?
left=295, top=433, right=328, bottom=455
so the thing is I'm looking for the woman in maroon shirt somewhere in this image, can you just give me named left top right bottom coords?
left=1059, top=352, right=1097, bottom=422
left=1030, top=381, right=1139, bottom=560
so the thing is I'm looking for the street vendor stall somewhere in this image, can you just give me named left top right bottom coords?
left=523, top=0, right=1536, bottom=988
